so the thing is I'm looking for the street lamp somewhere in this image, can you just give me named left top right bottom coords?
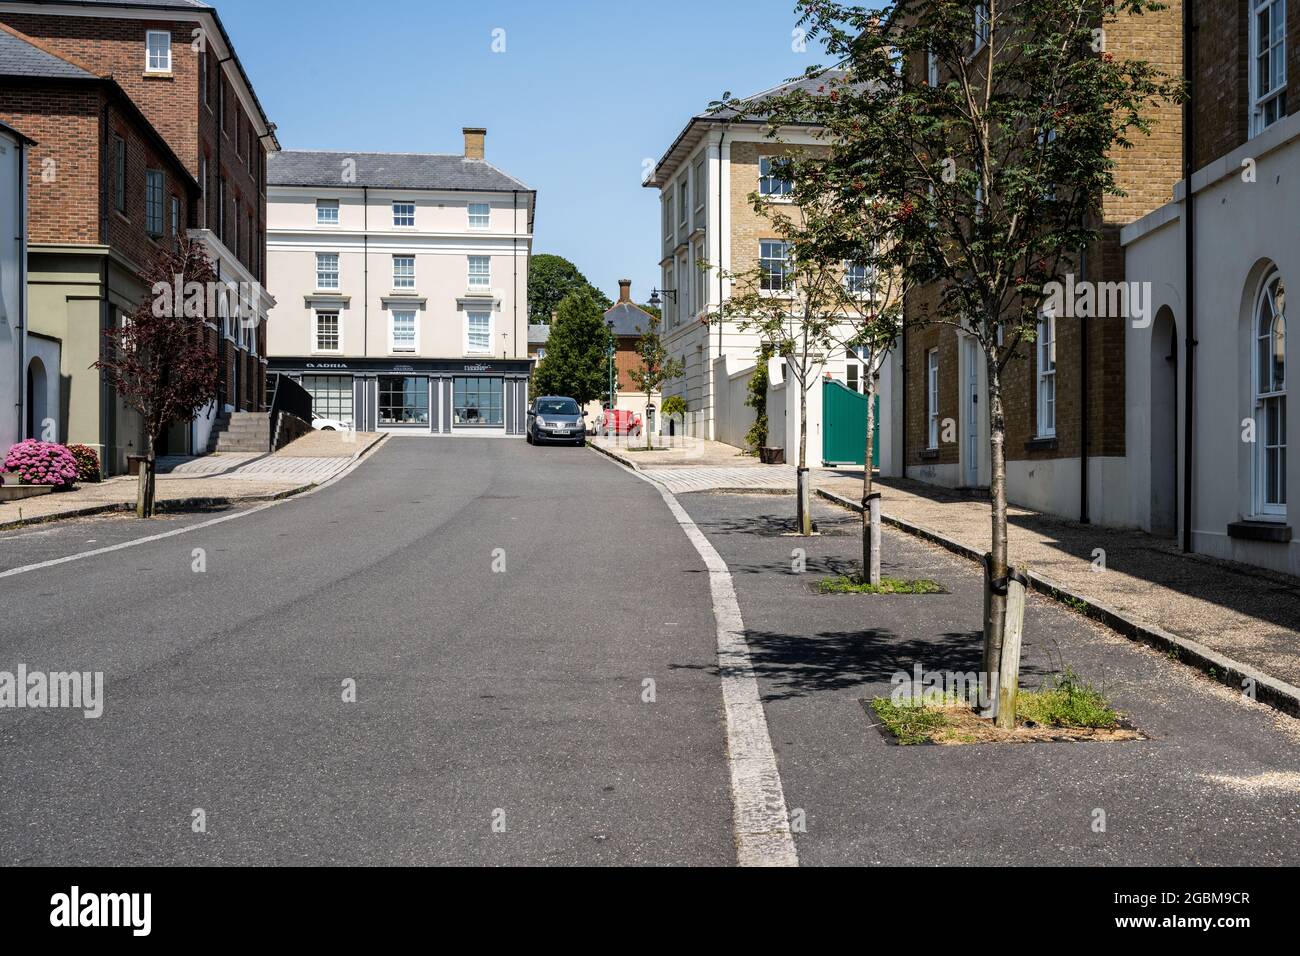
left=647, top=288, right=677, bottom=310
left=606, top=318, right=616, bottom=411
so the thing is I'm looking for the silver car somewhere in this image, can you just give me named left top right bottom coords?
left=526, top=396, right=586, bottom=446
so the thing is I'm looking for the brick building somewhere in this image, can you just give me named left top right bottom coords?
left=1124, top=0, right=1300, bottom=574
left=900, top=3, right=1184, bottom=527
left=0, top=0, right=277, bottom=470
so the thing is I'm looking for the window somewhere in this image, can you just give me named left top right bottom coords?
left=393, top=255, right=415, bottom=290
left=759, top=155, right=794, bottom=197
left=466, top=310, right=492, bottom=354
left=1251, top=0, right=1288, bottom=135
left=694, top=156, right=707, bottom=209
left=146, top=30, right=171, bottom=73
left=1036, top=310, right=1057, bottom=437
left=663, top=187, right=674, bottom=245
left=453, top=376, right=504, bottom=426
left=170, top=195, right=180, bottom=237
left=144, top=170, right=164, bottom=237
left=974, top=3, right=990, bottom=52
left=1254, top=271, right=1287, bottom=515
left=199, top=156, right=207, bottom=228
left=378, top=375, right=429, bottom=425
left=468, top=256, right=490, bottom=290
left=927, top=348, right=940, bottom=448
left=759, top=240, right=790, bottom=292
left=927, top=48, right=940, bottom=86
left=112, top=136, right=126, bottom=213
left=678, top=177, right=689, bottom=227
left=316, top=252, right=339, bottom=290
left=390, top=309, right=416, bottom=353
left=468, top=202, right=490, bottom=229
left=393, top=202, right=415, bottom=227
left=314, top=310, right=340, bottom=352
left=846, top=346, right=870, bottom=394
left=317, top=199, right=339, bottom=225
left=202, top=52, right=209, bottom=106
left=218, top=178, right=225, bottom=239
left=301, top=375, right=352, bottom=423
left=845, top=259, right=876, bottom=296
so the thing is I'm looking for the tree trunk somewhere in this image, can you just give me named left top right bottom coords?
left=796, top=371, right=812, bottom=536
left=985, top=357, right=1008, bottom=696
left=862, top=369, right=880, bottom=585
left=137, top=432, right=157, bottom=519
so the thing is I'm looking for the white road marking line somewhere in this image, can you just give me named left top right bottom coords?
left=605, top=453, right=798, bottom=867
left=0, top=437, right=389, bottom=581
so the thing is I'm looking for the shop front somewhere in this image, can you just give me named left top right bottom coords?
left=269, top=358, right=531, bottom=436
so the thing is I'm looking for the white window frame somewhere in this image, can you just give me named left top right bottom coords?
left=663, top=187, right=674, bottom=247
left=465, top=310, right=493, bottom=355
left=468, top=202, right=490, bottom=229
left=316, top=252, right=339, bottom=291
left=927, top=348, right=940, bottom=449
left=1253, top=270, right=1287, bottom=517
left=468, top=255, right=491, bottom=290
left=392, top=201, right=416, bottom=228
left=693, top=156, right=707, bottom=214
left=759, top=240, right=791, bottom=292
left=1036, top=309, right=1057, bottom=438
left=844, top=259, right=877, bottom=297
left=316, top=199, right=339, bottom=226
left=390, top=309, right=418, bottom=354
left=392, top=255, right=415, bottom=290
left=927, top=48, right=940, bottom=87
left=145, top=30, right=171, bottom=73
left=973, top=3, right=990, bottom=53
left=1250, top=0, right=1288, bottom=137
left=759, top=155, right=794, bottom=198
left=678, top=175, right=689, bottom=229
left=313, top=310, right=342, bottom=354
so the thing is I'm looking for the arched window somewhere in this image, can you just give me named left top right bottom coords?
left=1254, top=270, right=1286, bottom=515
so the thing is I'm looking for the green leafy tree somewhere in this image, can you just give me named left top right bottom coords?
left=532, top=289, right=612, bottom=407
left=528, top=254, right=610, bottom=324
left=627, top=311, right=685, bottom=449
left=744, top=341, right=774, bottom=452
left=755, top=0, right=1179, bottom=721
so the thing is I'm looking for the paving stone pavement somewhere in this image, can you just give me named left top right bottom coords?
left=158, top=454, right=353, bottom=484
left=639, top=465, right=798, bottom=494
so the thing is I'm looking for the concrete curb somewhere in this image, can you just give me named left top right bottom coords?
left=587, top=441, right=640, bottom=471
left=814, top=486, right=1300, bottom=719
left=0, top=433, right=389, bottom=533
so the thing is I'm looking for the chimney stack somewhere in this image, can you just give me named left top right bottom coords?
left=463, top=127, right=486, bottom=160
left=618, top=279, right=632, bottom=304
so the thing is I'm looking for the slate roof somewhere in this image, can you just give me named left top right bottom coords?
left=0, top=25, right=97, bottom=79
left=528, top=324, right=550, bottom=345
left=604, top=301, right=656, bottom=338
left=268, top=151, right=532, bottom=193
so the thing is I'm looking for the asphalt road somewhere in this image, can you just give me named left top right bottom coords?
left=0, top=439, right=733, bottom=865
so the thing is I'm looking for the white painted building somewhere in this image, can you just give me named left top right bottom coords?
left=0, top=119, right=32, bottom=457
left=266, top=129, right=536, bottom=435
left=643, top=76, right=900, bottom=472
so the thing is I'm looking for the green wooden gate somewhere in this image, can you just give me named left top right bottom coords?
left=822, top=379, right=880, bottom=466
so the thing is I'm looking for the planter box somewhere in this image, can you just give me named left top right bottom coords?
left=759, top=447, right=785, bottom=464
left=0, top=484, right=54, bottom=502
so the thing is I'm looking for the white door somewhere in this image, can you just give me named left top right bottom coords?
left=965, top=338, right=980, bottom=487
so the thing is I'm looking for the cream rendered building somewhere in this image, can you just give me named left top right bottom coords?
left=266, top=129, right=535, bottom=435
left=643, top=76, right=902, bottom=474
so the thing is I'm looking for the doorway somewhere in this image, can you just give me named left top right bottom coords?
left=26, top=356, right=47, bottom=439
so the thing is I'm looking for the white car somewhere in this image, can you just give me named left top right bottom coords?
left=312, top=415, right=352, bottom=432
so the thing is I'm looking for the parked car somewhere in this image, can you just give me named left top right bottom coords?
left=597, top=408, right=641, bottom=437
left=312, top=414, right=351, bottom=432
left=526, top=396, right=586, bottom=446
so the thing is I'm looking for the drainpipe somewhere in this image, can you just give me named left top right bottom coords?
left=513, top=189, right=519, bottom=361
left=717, top=128, right=727, bottom=438
left=1079, top=246, right=1090, bottom=523
left=16, top=134, right=28, bottom=442
left=1181, top=0, right=1197, bottom=553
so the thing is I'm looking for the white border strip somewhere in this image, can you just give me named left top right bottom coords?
left=614, top=456, right=797, bottom=866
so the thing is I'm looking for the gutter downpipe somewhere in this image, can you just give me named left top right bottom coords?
left=1080, top=246, right=1089, bottom=523
left=1182, top=0, right=1196, bottom=553
left=717, top=127, right=726, bottom=441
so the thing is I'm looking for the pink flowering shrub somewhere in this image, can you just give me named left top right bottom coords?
left=67, top=444, right=101, bottom=483
left=3, top=440, right=79, bottom=488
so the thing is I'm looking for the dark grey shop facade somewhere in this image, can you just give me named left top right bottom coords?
left=269, top=357, right=532, bottom=436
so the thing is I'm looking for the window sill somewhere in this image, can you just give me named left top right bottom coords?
left=143, top=71, right=174, bottom=81
left=1025, top=437, right=1058, bottom=452
left=1228, top=520, right=1292, bottom=543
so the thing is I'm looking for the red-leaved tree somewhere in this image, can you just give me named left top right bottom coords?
left=96, top=237, right=222, bottom=517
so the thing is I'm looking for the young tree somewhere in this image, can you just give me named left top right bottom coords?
left=661, top=394, right=688, bottom=439
left=765, top=0, right=1178, bottom=719
left=95, top=237, right=221, bottom=518
left=527, top=254, right=610, bottom=324
left=532, top=288, right=612, bottom=407
left=627, top=311, right=684, bottom=449
left=713, top=202, right=841, bottom=536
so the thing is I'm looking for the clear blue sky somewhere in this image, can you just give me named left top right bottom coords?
left=216, top=0, right=828, bottom=304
